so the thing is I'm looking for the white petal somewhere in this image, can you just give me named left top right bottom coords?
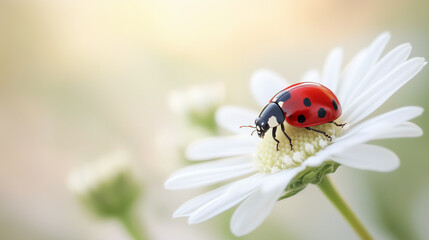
left=250, top=69, right=289, bottom=107
left=215, top=105, right=259, bottom=135
left=230, top=168, right=303, bottom=236
left=164, top=156, right=255, bottom=189
left=301, top=69, right=321, bottom=83
left=306, top=121, right=420, bottom=169
left=324, top=107, right=423, bottom=160
left=187, top=173, right=267, bottom=224
left=304, top=107, right=423, bottom=166
left=302, top=140, right=359, bottom=168
left=344, top=57, right=426, bottom=124
left=337, top=48, right=368, bottom=103
left=173, top=184, right=230, bottom=218
left=339, top=32, right=390, bottom=105
left=186, top=136, right=259, bottom=161
left=373, top=121, right=423, bottom=140
left=339, top=106, right=423, bottom=143
left=331, top=144, right=399, bottom=172
left=343, top=106, right=423, bottom=138
left=302, top=151, right=332, bottom=168
left=342, top=43, right=412, bottom=111
left=321, top=47, right=343, bottom=93
left=305, top=107, right=423, bottom=168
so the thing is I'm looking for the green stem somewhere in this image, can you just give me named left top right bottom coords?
left=118, top=211, right=148, bottom=240
left=318, top=176, right=373, bottom=240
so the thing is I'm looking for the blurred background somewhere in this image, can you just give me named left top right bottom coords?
left=0, top=0, right=428, bottom=239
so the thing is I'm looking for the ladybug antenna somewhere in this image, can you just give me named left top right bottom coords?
left=239, top=125, right=256, bottom=129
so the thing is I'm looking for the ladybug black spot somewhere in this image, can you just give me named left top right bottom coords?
left=303, top=97, right=311, bottom=107
left=318, top=108, right=326, bottom=118
left=332, top=99, right=338, bottom=111
left=298, top=114, right=306, bottom=123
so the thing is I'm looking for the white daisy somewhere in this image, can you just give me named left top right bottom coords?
left=164, top=32, right=426, bottom=236
left=68, top=149, right=141, bottom=217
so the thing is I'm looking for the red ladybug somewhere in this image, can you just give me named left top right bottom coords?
left=243, top=82, right=345, bottom=151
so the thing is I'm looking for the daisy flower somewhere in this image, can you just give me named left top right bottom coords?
left=68, top=149, right=141, bottom=217
left=68, top=149, right=148, bottom=240
left=164, top=32, right=426, bottom=237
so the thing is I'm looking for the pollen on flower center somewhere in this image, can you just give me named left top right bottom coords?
left=253, top=123, right=345, bottom=173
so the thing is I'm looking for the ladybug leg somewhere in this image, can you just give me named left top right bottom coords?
left=271, top=127, right=280, bottom=151
left=280, top=123, right=293, bottom=151
left=331, top=121, right=347, bottom=128
left=305, top=127, right=332, bottom=141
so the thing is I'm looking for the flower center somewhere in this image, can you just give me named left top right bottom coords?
left=253, top=123, right=345, bottom=173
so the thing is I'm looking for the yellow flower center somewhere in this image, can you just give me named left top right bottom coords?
left=254, top=123, right=346, bottom=173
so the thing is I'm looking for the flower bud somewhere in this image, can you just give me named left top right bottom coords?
left=68, top=149, right=141, bottom=217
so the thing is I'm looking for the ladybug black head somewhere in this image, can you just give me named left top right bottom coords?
left=255, top=117, right=269, bottom=138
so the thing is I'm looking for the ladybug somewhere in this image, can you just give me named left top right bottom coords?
left=242, top=82, right=346, bottom=151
